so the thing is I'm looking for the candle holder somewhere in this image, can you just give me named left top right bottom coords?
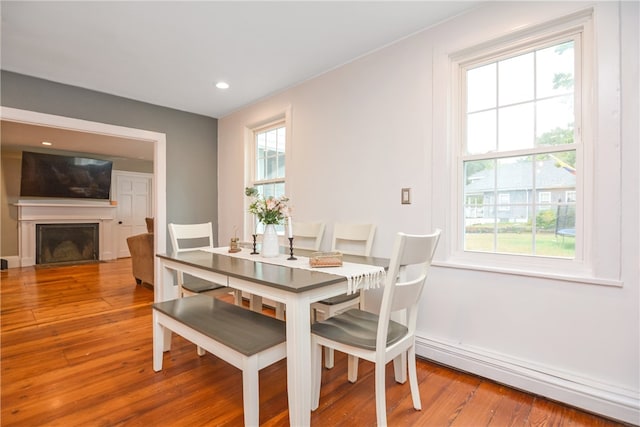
left=251, top=234, right=259, bottom=255
left=287, top=237, right=297, bottom=260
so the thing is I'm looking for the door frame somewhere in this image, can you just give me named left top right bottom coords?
left=1, top=106, right=167, bottom=264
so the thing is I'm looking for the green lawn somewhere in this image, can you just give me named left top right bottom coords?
left=465, top=232, right=575, bottom=257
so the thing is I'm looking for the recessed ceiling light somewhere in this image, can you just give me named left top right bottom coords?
left=215, top=81, right=230, bottom=89
left=42, top=141, right=52, bottom=146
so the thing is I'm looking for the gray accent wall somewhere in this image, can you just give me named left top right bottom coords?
left=1, top=71, right=218, bottom=256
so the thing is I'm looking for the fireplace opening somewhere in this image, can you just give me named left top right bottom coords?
left=36, top=223, right=99, bottom=265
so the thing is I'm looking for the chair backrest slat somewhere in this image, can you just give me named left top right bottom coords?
left=331, top=223, right=376, bottom=256
left=167, top=222, right=215, bottom=292
left=376, top=230, right=441, bottom=349
left=168, top=222, right=214, bottom=254
left=292, top=222, right=325, bottom=251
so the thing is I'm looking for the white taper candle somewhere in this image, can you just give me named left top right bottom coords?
left=288, top=217, right=293, bottom=238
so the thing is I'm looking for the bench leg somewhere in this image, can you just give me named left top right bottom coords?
left=242, top=355, right=260, bottom=427
left=233, top=289, right=243, bottom=306
left=249, top=294, right=263, bottom=313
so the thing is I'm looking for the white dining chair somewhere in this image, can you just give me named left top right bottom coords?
left=310, top=223, right=376, bottom=368
left=311, top=230, right=441, bottom=426
left=269, top=221, right=326, bottom=320
left=168, top=222, right=239, bottom=355
left=168, top=222, right=232, bottom=297
left=292, top=221, right=325, bottom=251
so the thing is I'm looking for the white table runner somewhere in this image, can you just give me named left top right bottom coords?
left=204, top=247, right=385, bottom=294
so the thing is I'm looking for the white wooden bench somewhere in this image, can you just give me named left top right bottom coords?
left=153, top=295, right=286, bottom=426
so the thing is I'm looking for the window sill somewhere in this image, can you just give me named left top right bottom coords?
left=432, top=259, right=623, bottom=288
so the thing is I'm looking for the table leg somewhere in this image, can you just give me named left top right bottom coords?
left=285, top=297, right=312, bottom=426
left=156, top=261, right=177, bottom=352
left=157, top=260, right=179, bottom=303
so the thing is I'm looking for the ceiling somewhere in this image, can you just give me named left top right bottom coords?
left=0, top=1, right=481, bottom=160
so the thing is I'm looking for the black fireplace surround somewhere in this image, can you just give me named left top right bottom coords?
left=36, top=223, right=99, bottom=265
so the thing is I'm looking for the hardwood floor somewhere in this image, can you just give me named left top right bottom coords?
left=1, top=259, right=625, bottom=426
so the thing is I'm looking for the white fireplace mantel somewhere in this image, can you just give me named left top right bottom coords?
left=16, top=201, right=117, bottom=267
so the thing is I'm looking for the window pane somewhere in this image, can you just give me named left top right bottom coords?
left=536, top=95, right=574, bottom=143
left=464, top=159, right=496, bottom=251
left=536, top=151, right=576, bottom=199
left=536, top=41, right=574, bottom=98
left=464, top=159, right=495, bottom=190
left=257, top=132, right=266, bottom=152
left=467, top=63, right=496, bottom=112
left=277, top=153, right=285, bottom=178
left=535, top=205, right=575, bottom=258
left=496, top=156, right=531, bottom=192
left=497, top=226, right=532, bottom=255
left=536, top=152, right=576, bottom=258
left=498, top=52, right=534, bottom=106
left=253, top=157, right=261, bottom=181
left=256, top=133, right=266, bottom=180
left=265, top=155, right=275, bottom=179
left=465, top=223, right=496, bottom=252
left=467, top=110, right=496, bottom=154
left=498, top=103, right=534, bottom=151
left=266, top=129, right=277, bottom=152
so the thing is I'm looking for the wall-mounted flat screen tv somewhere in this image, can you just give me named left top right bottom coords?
left=20, top=151, right=113, bottom=200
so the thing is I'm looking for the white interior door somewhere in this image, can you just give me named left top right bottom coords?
left=113, top=171, right=153, bottom=258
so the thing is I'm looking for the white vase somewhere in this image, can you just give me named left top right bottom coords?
left=261, top=224, right=279, bottom=258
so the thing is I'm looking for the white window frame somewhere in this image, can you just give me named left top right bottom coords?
left=245, top=107, right=293, bottom=239
left=251, top=121, right=286, bottom=192
left=539, top=191, right=552, bottom=204
left=461, top=33, right=581, bottom=258
left=497, top=193, right=511, bottom=212
left=431, top=7, right=622, bottom=286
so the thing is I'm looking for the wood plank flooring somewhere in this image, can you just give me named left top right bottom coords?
left=1, top=259, right=626, bottom=426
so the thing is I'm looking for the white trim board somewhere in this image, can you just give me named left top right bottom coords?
left=0, top=107, right=167, bottom=268
left=416, top=335, right=639, bottom=425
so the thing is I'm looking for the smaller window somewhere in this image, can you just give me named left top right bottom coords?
left=539, top=191, right=551, bottom=204
left=251, top=122, right=287, bottom=234
left=498, top=193, right=511, bottom=211
left=538, top=191, right=552, bottom=211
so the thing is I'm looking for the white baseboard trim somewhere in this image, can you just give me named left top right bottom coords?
left=416, top=335, right=640, bottom=425
left=2, top=256, right=20, bottom=269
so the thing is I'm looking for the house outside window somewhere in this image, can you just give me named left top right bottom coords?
left=250, top=122, right=286, bottom=234
left=462, top=35, right=579, bottom=258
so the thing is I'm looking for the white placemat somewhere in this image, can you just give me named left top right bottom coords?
left=204, top=247, right=385, bottom=294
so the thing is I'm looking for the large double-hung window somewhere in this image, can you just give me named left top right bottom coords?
left=461, top=34, right=580, bottom=259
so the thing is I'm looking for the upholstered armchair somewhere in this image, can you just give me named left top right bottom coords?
left=127, top=218, right=154, bottom=287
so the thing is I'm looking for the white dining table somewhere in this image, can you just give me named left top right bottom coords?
left=155, top=248, right=388, bottom=426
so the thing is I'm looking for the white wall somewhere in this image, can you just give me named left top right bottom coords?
left=218, top=2, right=639, bottom=424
